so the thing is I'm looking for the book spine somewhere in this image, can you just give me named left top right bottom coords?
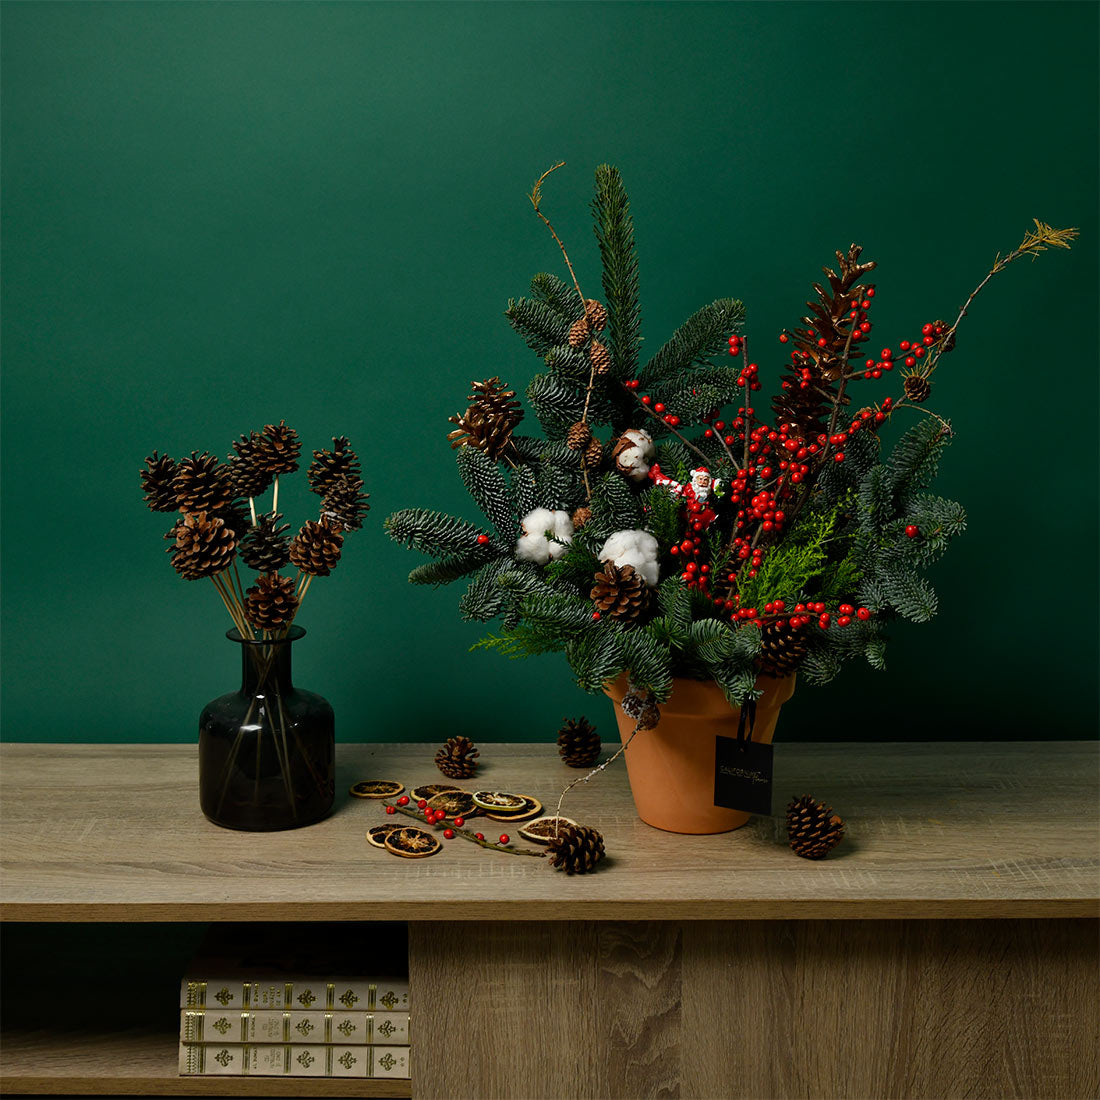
left=179, top=978, right=410, bottom=1013
left=180, top=1009, right=411, bottom=1045
left=178, top=1043, right=411, bottom=1078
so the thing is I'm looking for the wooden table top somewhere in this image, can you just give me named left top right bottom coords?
left=1, top=741, right=1096, bottom=921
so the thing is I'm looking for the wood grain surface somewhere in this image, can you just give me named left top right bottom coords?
left=1, top=741, right=1097, bottom=921
left=412, top=918, right=1098, bottom=1100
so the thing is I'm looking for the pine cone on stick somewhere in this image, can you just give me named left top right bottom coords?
left=786, top=795, right=845, bottom=860
left=435, top=736, right=479, bottom=779
left=584, top=299, right=608, bottom=332
left=583, top=435, right=604, bottom=470
left=320, top=474, right=370, bottom=532
left=240, top=513, right=292, bottom=572
left=288, top=520, right=343, bottom=577
left=166, top=512, right=236, bottom=580
left=216, top=500, right=252, bottom=540
left=590, top=563, right=651, bottom=624
left=757, top=621, right=808, bottom=677
left=141, top=452, right=178, bottom=512
left=903, top=374, right=932, bottom=403
left=308, top=436, right=362, bottom=496
left=588, top=339, right=612, bottom=376
left=547, top=824, right=606, bottom=874
left=173, top=452, right=233, bottom=514
left=229, top=432, right=273, bottom=498
left=245, top=573, right=299, bottom=631
left=557, top=717, right=601, bottom=768
left=566, top=421, right=592, bottom=450
left=254, top=421, right=301, bottom=475
left=567, top=317, right=591, bottom=349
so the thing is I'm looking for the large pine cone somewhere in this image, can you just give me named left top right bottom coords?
left=591, top=563, right=651, bottom=623
left=566, top=421, right=591, bottom=450
left=903, top=374, right=932, bottom=403
left=245, top=573, right=299, bottom=631
left=557, top=717, right=601, bottom=768
left=288, top=520, right=343, bottom=576
left=787, top=795, right=845, bottom=860
left=435, top=735, right=479, bottom=779
left=320, top=474, right=370, bottom=532
left=254, top=421, right=301, bottom=475
left=229, top=432, right=273, bottom=498
left=447, top=377, right=524, bottom=461
left=307, top=436, right=362, bottom=496
left=141, top=452, right=178, bottom=512
left=240, top=513, right=291, bottom=572
left=588, top=339, right=612, bottom=375
left=215, top=500, right=252, bottom=540
left=757, top=621, right=808, bottom=677
left=166, top=512, right=236, bottom=580
left=173, top=452, right=233, bottom=514
left=547, top=824, right=606, bottom=875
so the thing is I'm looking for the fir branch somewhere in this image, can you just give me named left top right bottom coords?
left=530, top=272, right=585, bottom=320
left=592, top=164, right=641, bottom=381
left=505, top=296, right=571, bottom=354
left=409, top=553, right=491, bottom=587
left=639, top=299, right=745, bottom=388
left=385, top=509, right=490, bottom=558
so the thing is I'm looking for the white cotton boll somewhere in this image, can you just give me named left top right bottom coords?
left=598, top=529, right=659, bottom=586
left=515, top=508, right=573, bottom=564
left=613, top=428, right=655, bottom=482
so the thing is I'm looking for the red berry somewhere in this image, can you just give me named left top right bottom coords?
left=443, top=829, right=455, bottom=840
left=905, top=525, right=919, bottom=538
left=857, top=607, right=871, bottom=620
left=396, top=795, right=409, bottom=806
left=385, top=805, right=396, bottom=815
left=453, top=816, right=465, bottom=827
left=592, top=611, right=602, bottom=620
left=475, top=832, right=485, bottom=840
left=837, top=615, right=851, bottom=627
left=477, top=534, right=490, bottom=544
left=653, top=402, right=666, bottom=413
left=417, top=799, right=427, bottom=809
left=641, top=395, right=652, bottom=405
left=779, top=333, right=789, bottom=343
left=499, top=834, right=510, bottom=845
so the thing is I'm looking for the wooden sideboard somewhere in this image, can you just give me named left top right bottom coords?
left=1, top=741, right=1096, bottom=1098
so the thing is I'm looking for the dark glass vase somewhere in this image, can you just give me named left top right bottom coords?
left=199, top=627, right=335, bottom=831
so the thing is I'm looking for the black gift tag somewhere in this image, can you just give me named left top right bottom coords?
left=714, top=735, right=774, bottom=815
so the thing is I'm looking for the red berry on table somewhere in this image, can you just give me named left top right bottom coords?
left=417, top=799, right=427, bottom=809
left=443, top=829, right=455, bottom=840
left=453, top=816, right=465, bottom=827
left=905, top=525, right=920, bottom=538
left=396, top=795, right=409, bottom=806
left=499, top=834, right=510, bottom=845
left=475, top=832, right=485, bottom=841
left=385, top=805, right=396, bottom=815
left=476, top=534, right=490, bottom=544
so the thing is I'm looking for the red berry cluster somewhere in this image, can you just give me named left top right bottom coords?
left=862, top=321, right=948, bottom=380
left=736, top=361, right=761, bottom=391
left=727, top=333, right=743, bottom=357
left=623, top=379, right=682, bottom=427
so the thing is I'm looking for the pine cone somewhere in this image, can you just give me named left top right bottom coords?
left=903, top=374, right=932, bottom=403
left=254, top=421, right=301, bottom=475
left=591, top=563, right=651, bottom=623
left=786, top=795, right=845, bottom=860
left=240, top=513, right=292, bottom=572
left=588, top=339, right=612, bottom=375
left=583, top=435, right=604, bottom=470
left=215, top=500, right=252, bottom=540
left=320, top=474, right=370, bottom=532
left=567, top=317, right=591, bottom=349
left=307, top=436, right=362, bottom=496
left=571, top=506, right=593, bottom=531
left=288, top=520, right=343, bottom=577
left=435, top=735, right=479, bottom=779
left=244, top=573, right=300, bottom=631
left=173, top=452, right=233, bottom=514
left=557, top=717, right=601, bottom=768
left=229, top=433, right=273, bottom=498
left=584, top=299, right=608, bottom=332
left=140, top=452, right=178, bottom=512
left=621, top=688, right=660, bottom=730
left=447, top=377, right=524, bottom=461
left=165, top=512, right=236, bottom=580
left=566, top=421, right=591, bottom=450
left=547, top=824, right=606, bottom=875
left=757, top=621, right=808, bottom=677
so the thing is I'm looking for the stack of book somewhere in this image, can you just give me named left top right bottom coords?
left=177, top=927, right=411, bottom=1080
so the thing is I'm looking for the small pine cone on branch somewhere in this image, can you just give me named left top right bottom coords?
left=557, top=717, right=601, bottom=768
left=240, top=513, right=292, bottom=572
left=547, top=824, right=606, bottom=875
left=254, top=420, right=301, bottom=475
left=435, top=735, right=479, bottom=779
left=786, top=795, right=845, bottom=860
left=566, top=421, right=592, bottom=451
left=165, top=512, right=237, bottom=580
left=229, top=432, right=273, bottom=498
left=320, top=474, right=370, bottom=532
left=173, top=452, right=233, bottom=514
left=308, top=436, right=362, bottom=496
left=567, top=317, right=591, bottom=349
left=584, top=299, right=608, bottom=332
left=288, top=519, right=343, bottom=577
left=757, top=621, right=808, bottom=678
left=621, top=688, right=660, bottom=730
left=588, top=339, right=612, bottom=376
left=591, top=563, right=651, bottom=624
left=582, top=435, right=604, bottom=470
left=245, top=573, right=300, bottom=631
left=903, top=374, right=932, bottom=404
left=140, top=452, right=178, bottom=512
left=571, top=506, right=592, bottom=531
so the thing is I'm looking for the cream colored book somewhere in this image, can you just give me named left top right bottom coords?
left=179, top=977, right=409, bottom=1013
left=178, top=1043, right=411, bottom=1078
left=180, top=1008, right=411, bottom=1045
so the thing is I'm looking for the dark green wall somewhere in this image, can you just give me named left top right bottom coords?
left=3, top=2, right=1096, bottom=745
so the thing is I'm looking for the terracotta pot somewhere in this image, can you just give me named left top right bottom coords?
left=604, top=673, right=796, bottom=834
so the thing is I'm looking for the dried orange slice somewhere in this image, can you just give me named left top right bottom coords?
left=425, top=790, right=477, bottom=817
left=366, top=825, right=399, bottom=849
left=472, top=790, right=527, bottom=812
left=410, top=783, right=461, bottom=802
left=349, top=780, right=404, bottom=799
left=484, top=796, right=544, bottom=822
left=384, top=827, right=442, bottom=858
left=519, top=816, right=577, bottom=844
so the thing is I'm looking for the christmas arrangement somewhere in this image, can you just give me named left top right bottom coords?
left=388, top=163, right=1075, bottom=725
left=139, top=424, right=369, bottom=830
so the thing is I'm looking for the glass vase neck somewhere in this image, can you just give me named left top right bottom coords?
left=228, top=626, right=304, bottom=696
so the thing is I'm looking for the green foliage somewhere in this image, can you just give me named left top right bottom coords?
left=566, top=628, right=626, bottom=693
left=592, top=164, right=641, bottom=381
left=510, top=464, right=537, bottom=519
left=456, top=446, right=517, bottom=540
left=505, top=296, right=570, bottom=354
left=887, top=418, right=951, bottom=508
left=386, top=509, right=488, bottom=558
left=459, top=559, right=513, bottom=621
left=408, top=552, right=490, bottom=587
left=587, top=472, right=642, bottom=536
left=530, top=272, right=584, bottom=320
left=546, top=539, right=600, bottom=592
left=643, top=485, right=684, bottom=549
left=535, top=462, right=582, bottom=511
left=527, top=372, right=583, bottom=438
left=639, top=300, right=745, bottom=388
left=617, top=628, right=674, bottom=700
